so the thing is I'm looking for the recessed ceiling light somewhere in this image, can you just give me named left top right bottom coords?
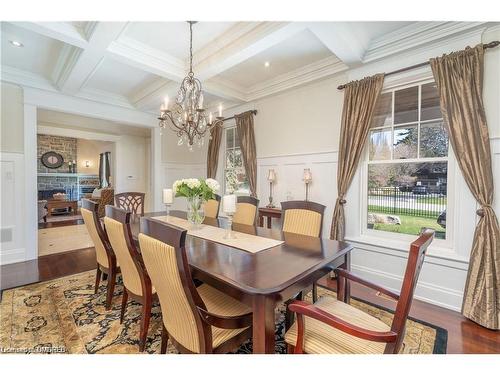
left=264, top=61, right=270, bottom=68
left=9, top=40, right=24, bottom=48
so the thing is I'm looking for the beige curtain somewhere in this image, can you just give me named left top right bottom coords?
left=430, top=44, right=500, bottom=330
left=235, top=111, right=257, bottom=197
left=330, top=74, right=385, bottom=241
left=206, top=124, right=223, bottom=179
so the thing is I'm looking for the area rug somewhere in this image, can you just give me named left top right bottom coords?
left=0, top=271, right=447, bottom=354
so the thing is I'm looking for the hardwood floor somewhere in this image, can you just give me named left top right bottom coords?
left=0, top=247, right=96, bottom=293
left=1, top=247, right=498, bottom=353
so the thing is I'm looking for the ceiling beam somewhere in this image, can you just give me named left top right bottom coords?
left=12, top=22, right=89, bottom=49
left=194, top=22, right=307, bottom=81
left=308, top=22, right=367, bottom=67
left=55, top=22, right=128, bottom=95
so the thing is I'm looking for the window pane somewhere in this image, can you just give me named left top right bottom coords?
left=226, top=128, right=234, bottom=149
left=421, top=82, right=442, bottom=121
left=420, top=121, right=449, bottom=158
left=234, top=127, right=240, bottom=148
left=233, top=149, right=243, bottom=168
left=394, top=86, right=418, bottom=124
left=367, top=161, right=447, bottom=238
left=371, top=92, right=392, bottom=128
left=224, top=169, right=238, bottom=194
left=226, top=150, right=235, bottom=168
left=369, top=129, right=392, bottom=160
left=393, top=125, right=418, bottom=159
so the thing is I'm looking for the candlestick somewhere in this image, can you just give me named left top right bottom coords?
left=222, top=194, right=237, bottom=239
left=163, top=96, right=169, bottom=109
left=209, top=112, right=213, bottom=124
left=163, top=188, right=173, bottom=204
left=218, top=104, right=222, bottom=117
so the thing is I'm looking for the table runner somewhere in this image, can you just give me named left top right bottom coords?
left=152, top=215, right=283, bottom=253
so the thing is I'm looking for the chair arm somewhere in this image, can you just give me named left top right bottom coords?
left=334, top=268, right=399, bottom=301
left=288, top=300, right=397, bottom=343
left=197, top=307, right=252, bottom=330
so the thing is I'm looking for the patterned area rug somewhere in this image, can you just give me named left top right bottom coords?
left=0, top=271, right=447, bottom=354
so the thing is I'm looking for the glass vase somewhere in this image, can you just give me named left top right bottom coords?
left=187, top=196, right=205, bottom=229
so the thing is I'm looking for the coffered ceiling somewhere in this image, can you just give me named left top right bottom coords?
left=1, top=21, right=491, bottom=115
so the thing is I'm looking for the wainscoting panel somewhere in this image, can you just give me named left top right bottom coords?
left=0, top=152, right=26, bottom=265
left=257, top=151, right=338, bottom=236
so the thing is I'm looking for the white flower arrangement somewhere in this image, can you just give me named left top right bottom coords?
left=172, top=178, right=219, bottom=200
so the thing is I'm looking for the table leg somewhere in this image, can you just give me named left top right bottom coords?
left=259, top=215, right=264, bottom=227
left=266, top=216, right=272, bottom=229
left=252, top=295, right=276, bottom=354
left=344, top=252, right=351, bottom=304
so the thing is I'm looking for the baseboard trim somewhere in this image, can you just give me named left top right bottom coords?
left=0, top=247, right=26, bottom=266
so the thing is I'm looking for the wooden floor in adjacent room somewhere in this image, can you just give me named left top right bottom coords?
left=0, top=247, right=498, bottom=354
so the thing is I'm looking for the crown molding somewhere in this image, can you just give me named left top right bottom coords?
left=204, top=77, right=247, bottom=102
left=246, top=56, right=348, bottom=102
left=52, top=45, right=82, bottom=90
left=76, top=88, right=135, bottom=109
left=1, top=66, right=56, bottom=92
left=363, top=21, right=488, bottom=62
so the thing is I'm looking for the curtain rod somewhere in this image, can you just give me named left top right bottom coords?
left=222, top=109, right=257, bottom=122
left=337, top=40, right=500, bottom=90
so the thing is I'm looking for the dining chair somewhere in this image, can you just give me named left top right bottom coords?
left=81, top=199, right=120, bottom=310
left=204, top=194, right=221, bottom=218
left=233, top=196, right=259, bottom=226
left=281, top=200, right=326, bottom=237
left=139, top=217, right=253, bottom=354
left=285, top=229, right=435, bottom=354
left=104, top=205, right=156, bottom=352
left=281, top=200, right=326, bottom=303
left=115, top=192, right=145, bottom=216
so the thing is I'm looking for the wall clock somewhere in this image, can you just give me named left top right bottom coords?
left=41, top=151, right=64, bottom=169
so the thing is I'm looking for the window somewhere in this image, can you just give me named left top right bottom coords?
left=224, top=127, right=249, bottom=194
left=367, top=82, right=448, bottom=239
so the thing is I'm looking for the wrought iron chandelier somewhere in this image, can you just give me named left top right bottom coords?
left=158, top=21, right=223, bottom=150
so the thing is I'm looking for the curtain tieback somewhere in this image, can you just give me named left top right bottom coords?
left=476, top=204, right=492, bottom=217
left=336, top=196, right=347, bottom=205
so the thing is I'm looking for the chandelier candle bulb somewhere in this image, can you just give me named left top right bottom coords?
left=218, top=104, right=222, bottom=117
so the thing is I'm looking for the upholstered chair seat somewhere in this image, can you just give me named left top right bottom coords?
left=232, top=196, right=259, bottom=226
left=139, top=217, right=253, bottom=354
left=196, top=283, right=252, bottom=348
left=285, top=297, right=390, bottom=354
left=285, top=230, right=435, bottom=354
left=282, top=209, right=322, bottom=237
left=204, top=195, right=221, bottom=218
left=105, top=205, right=156, bottom=352
left=81, top=199, right=119, bottom=310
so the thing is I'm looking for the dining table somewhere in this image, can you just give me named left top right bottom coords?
left=128, top=210, right=353, bottom=354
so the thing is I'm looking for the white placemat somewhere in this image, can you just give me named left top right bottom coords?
left=152, top=215, right=283, bottom=253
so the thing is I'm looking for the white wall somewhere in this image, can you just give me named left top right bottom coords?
left=76, top=139, right=114, bottom=176
left=0, top=82, right=27, bottom=264
left=208, top=25, right=500, bottom=312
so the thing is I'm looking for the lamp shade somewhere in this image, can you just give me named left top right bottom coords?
left=303, top=168, right=312, bottom=183
left=267, top=169, right=276, bottom=182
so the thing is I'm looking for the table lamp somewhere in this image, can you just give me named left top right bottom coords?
left=267, top=169, right=276, bottom=208
left=303, top=168, right=312, bottom=201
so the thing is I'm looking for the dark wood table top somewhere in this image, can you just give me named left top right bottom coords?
left=128, top=210, right=352, bottom=296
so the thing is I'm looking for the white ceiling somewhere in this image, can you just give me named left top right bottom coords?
left=1, top=23, right=64, bottom=78
left=83, top=57, right=166, bottom=98
left=217, top=29, right=334, bottom=88
left=1, top=21, right=489, bottom=117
